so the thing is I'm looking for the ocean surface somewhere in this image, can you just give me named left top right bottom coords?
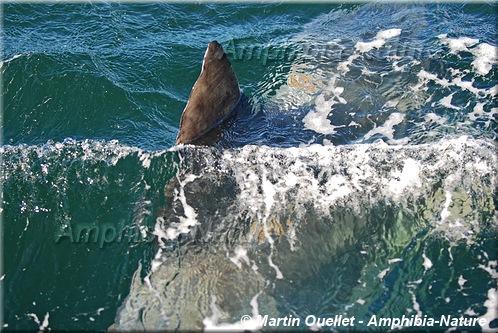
left=1, top=2, right=497, bottom=332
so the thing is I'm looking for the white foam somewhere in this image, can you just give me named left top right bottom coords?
left=176, top=175, right=199, bottom=226
left=439, top=93, right=460, bottom=110
left=355, top=29, right=402, bottom=53
left=388, top=258, right=403, bottom=264
left=457, top=275, right=467, bottom=289
left=362, top=113, right=408, bottom=144
left=438, top=35, right=497, bottom=76
left=268, top=256, right=283, bottom=280
left=139, top=151, right=152, bottom=169
left=23, top=218, right=30, bottom=232
left=438, top=34, right=479, bottom=53
left=415, top=70, right=450, bottom=89
left=356, top=39, right=386, bottom=53
left=262, top=171, right=284, bottom=279
left=470, top=43, right=498, bottom=76
left=440, top=191, right=452, bottom=222
left=203, top=294, right=262, bottom=332
left=303, top=76, right=347, bottom=135
left=392, top=60, right=407, bottom=72
left=274, top=29, right=494, bottom=140
left=337, top=54, right=359, bottom=75
left=302, top=113, right=332, bottom=135
left=415, top=69, right=496, bottom=101
left=356, top=298, right=366, bottom=305
left=465, top=308, right=478, bottom=316
left=378, top=268, right=390, bottom=280
left=424, top=113, right=447, bottom=125
left=338, top=29, right=401, bottom=74
left=409, top=289, right=423, bottom=317
left=160, top=174, right=200, bottom=241
left=152, top=218, right=168, bottom=250
left=479, top=288, right=497, bottom=331
left=0, top=53, right=23, bottom=68
left=229, top=246, right=251, bottom=269
left=27, top=313, right=40, bottom=325
left=478, top=260, right=498, bottom=279
left=377, top=29, right=402, bottom=40
left=220, top=136, right=496, bottom=243
left=388, top=158, right=421, bottom=197
left=469, top=102, right=485, bottom=121
left=422, top=252, right=433, bottom=271
left=27, top=312, right=50, bottom=331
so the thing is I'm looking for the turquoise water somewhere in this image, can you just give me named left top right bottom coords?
left=2, top=3, right=497, bottom=332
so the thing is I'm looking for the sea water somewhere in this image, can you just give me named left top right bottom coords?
left=1, top=2, right=497, bottom=331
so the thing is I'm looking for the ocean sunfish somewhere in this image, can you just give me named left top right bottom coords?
left=176, top=41, right=241, bottom=144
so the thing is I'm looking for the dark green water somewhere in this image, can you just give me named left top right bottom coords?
left=2, top=2, right=497, bottom=332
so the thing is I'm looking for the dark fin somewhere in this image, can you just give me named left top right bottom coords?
left=176, top=41, right=241, bottom=145
left=187, top=94, right=250, bottom=147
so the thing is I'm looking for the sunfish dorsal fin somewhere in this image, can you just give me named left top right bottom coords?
left=176, top=41, right=241, bottom=144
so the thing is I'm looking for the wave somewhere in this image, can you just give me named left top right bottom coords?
left=111, top=135, right=497, bottom=331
